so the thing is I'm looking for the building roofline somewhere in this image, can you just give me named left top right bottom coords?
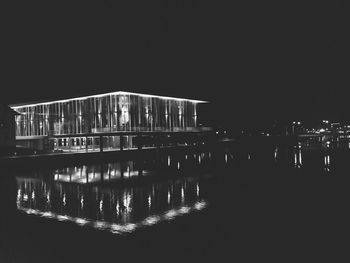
left=10, top=91, right=209, bottom=109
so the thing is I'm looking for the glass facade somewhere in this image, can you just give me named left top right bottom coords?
left=11, top=92, right=204, bottom=137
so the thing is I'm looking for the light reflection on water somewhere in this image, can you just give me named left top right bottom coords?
left=14, top=143, right=340, bottom=236
left=294, top=149, right=303, bottom=168
left=18, top=201, right=207, bottom=235
left=324, top=154, right=331, bottom=172
left=49, top=152, right=212, bottom=184
left=16, top=153, right=211, bottom=235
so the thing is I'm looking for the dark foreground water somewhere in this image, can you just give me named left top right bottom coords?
left=1, top=141, right=350, bottom=262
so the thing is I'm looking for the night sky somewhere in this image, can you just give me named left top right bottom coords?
left=2, top=1, right=348, bottom=128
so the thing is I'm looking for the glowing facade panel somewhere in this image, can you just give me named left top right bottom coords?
left=11, top=92, right=204, bottom=137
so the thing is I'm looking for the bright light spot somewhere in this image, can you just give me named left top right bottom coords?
left=116, top=202, right=120, bottom=214
left=42, top=212, right=54, bottom=218
left=181, top=187, right=185, bottom=203
left=178, top=207, right=190, bottom=214
left=165, top=209, right=178, bottom=219
left=123, top=194, right=131, bottom=211
left=75, top=218, right=89, bottom=226
left=324, top=155, right=330, bottom=166
left=94, top=221, right=109, bottom=229
left=148, top=195, right=151, bottom=208
left=99, top=200, right=103, bottom=212
left=25, top=209, right=37, bottom=215
left=122, top=224, right=137, bottom=232
left=194, top=202, right=207, bottom=210
left=143, top=216, right=161, bottom=226
left=57, top=215, right=69, bottom=221
left=111, top=224, right=123, bottom=232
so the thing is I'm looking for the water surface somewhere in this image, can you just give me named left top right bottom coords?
left=1, top=141, right=350, bottom=262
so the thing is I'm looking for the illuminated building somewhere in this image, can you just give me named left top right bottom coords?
left=10, top=91, right=209, bottom=151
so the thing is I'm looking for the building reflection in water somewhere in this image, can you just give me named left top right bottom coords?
left=294, top=149, right=303, bottom=168
left=53, top=161, right=142, bottom=184
left=223, top=152, right=234, bottom=164
left=274, top=146, right=278, bottom=161
left=324, top=154, right=331, bottom=172
left=15, top=153, right=210, bottom=235
left=49, top=151, right=213, bottom=184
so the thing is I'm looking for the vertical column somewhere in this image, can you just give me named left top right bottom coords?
left=116, top=95, right=120, bottom=131
left=137, top=135, right=143, bottom=151
left=137, top=135, right=143, bottom=176
left=120, top=135, right=124, bottom=151
left=100, top=135, right=103, bottom=152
